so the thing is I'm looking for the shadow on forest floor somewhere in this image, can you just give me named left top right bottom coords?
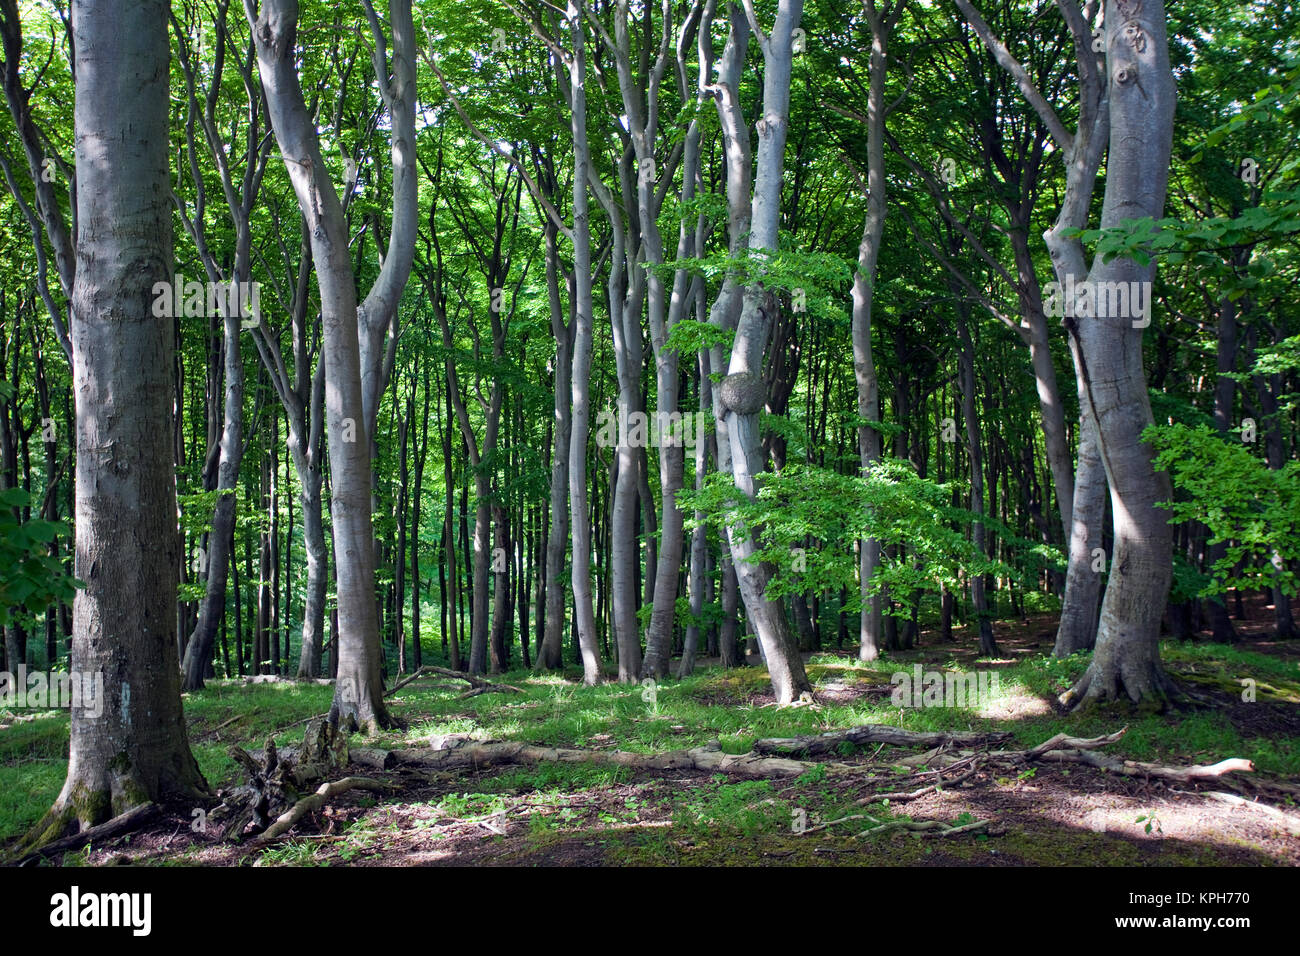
left=2, top=594, right=1298, bottom=866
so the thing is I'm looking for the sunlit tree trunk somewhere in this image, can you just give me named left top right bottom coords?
left=24, top=0, right=207, bottom=849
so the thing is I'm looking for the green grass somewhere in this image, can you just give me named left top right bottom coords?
left=1, top=637, right=1297, bottom=856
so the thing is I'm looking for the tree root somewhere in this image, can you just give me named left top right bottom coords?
left=212, top=717, right=353, bottom=842
left=1034, top=749, right=1255, bottom=783
left=11, top=803, right=160, bottom=866
left=860, top=760, right=984, bottom=804
left=1060, top=660, right=1183, bottom=713
left=802, top=809, right=991, bottom=838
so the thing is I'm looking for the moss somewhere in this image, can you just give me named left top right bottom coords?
left=112, top=775, right=152, bottom=815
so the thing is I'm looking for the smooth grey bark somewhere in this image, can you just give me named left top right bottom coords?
left=172, top=7, right=272, bottom=690
left=598, top=6, right=652, bottom=683
left=604, top=213, right=647, bottom=683
left=1054, top=402, right=1104, bottom=654
left=566, top=3, right=604, bottom=684
left=598, top=0, right=700, bottom=680
left=537, top=221, right=574, bottom=671
left=26, top=0, right=206, bottom=846
left=956, top=297, right=999, bottom=656
left=248, top=0, right=389, bottom=732
left=358, top=0, right=418, bottom=444
left=850, top=0, right=903, bottom=663
left=954, top=0, right=1112, bottom=660
left=715, top=0, right=812, bottom=705
left=1009, top=228, right=1075, bottom=545
left=701, top=2, right=749, bottom=671
left=679, top=347, right=712, bottom=678
left=249, top=219, right=330, bottom=679
left=1058, top=0, right=1178, bottom=707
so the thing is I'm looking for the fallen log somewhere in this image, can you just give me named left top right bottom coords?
left=753, top=724, right=1012, bottom=757
left=14, top=803, right=160, bottom=866
left=389, top=740, right=812, bottom=778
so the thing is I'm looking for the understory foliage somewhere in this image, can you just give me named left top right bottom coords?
left=0, top=0, right=1295, bottom=713
left=1148, top=423, right=1299, bottom=599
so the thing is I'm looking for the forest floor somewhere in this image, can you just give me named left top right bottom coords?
left=3, top=600, right=1299, bottom=867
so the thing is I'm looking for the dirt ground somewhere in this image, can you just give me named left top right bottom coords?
left=21, top=595, right=1300, bottom=868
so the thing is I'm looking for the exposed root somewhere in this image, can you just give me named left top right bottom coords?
left=802, top=810, right=991, bottom=838
left=212, top=717, right=355, bottom=842
left=1061, top=660, right=1182, bottom=713
left=11, top=803, right=160, bottom=866
left=1034, top=749, right=1255, bottom=784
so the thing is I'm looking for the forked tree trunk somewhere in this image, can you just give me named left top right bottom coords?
left=1062, top=0, right=1178, bottom=708
left=24, top=0, right=207, bottom=848
left=249, top=0, right=389, bottom=732
left=1053, top=404, right=1104, bottom=655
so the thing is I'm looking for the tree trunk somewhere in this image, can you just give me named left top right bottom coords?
left=565, top=4, right=604, bottom=685
left=1053, top=404, right=1105, bottom=655
left=249, top=0, right=389, bottom=732
left=1062, top=0, right=1178, bottom=709
left=717, top=0, right=812, bottom=705
left=956, top=297, right=999, bottom=656
left=850, top=1, right=900, bottom=663
left=538, top=223, right=573, bottom=671
left=25, top=0, right=207, bottom=847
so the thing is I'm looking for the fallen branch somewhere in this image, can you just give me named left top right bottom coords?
left=802, top=810, right=990, bottom=839
left=253, top=777, right=389, bottom=844
left=390, top=739, right=812, bottom=779
left=385, top=666, right=524, bottom=699
left=15, top=803, right=160, bottom=866
left=860, top=762, right=983, bottom=804
left=1026, top=728, right=1127, bottom=758
left=1035, top=749, right=1255, bottom=784
left=753, top=724, right=1012, bottom=757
